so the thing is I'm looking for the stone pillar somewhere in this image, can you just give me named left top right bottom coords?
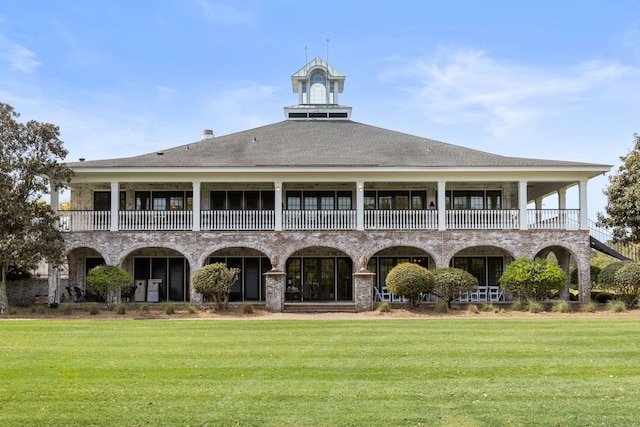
left=353, top=269, right=375, bottom=312
left=264, top=269, right=286, bottom=312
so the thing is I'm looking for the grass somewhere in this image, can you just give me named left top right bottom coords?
left=1, top=318, right=640, bottom=426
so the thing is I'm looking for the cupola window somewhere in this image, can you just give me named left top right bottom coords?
left=310, top=71, right=327, bottom=104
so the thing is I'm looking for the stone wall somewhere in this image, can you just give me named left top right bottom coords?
left=6, top=278, right=49, bottom=306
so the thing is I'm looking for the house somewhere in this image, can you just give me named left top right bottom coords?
left=50, top=57, right=611, bottom=311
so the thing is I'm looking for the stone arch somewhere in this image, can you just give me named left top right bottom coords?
left=533, top=244, right=578, bottom=301
left=114, top=242, right=195, bottom=269
left=198, top=244, right=273, bottom=270
left=443, top=244, right=516, bottom=269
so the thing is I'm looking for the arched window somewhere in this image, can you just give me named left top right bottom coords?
left=309, top=71, right=327, bottom=104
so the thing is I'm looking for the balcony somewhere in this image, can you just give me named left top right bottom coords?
left=59, top=208, right=583, bottom=233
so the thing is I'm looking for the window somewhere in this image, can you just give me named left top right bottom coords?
left=310, top=71, right=327, bottom=104
left=443, top=190, right=503, bottom=210
left=135, top=191, right=192, bottom=211
left=363, top=190, right=426, bottom=210
left=94, top=191, right=126, bottom=211
left=210, top=190, right=275, bottom=211
left=453, top=256, right=504, bottom=286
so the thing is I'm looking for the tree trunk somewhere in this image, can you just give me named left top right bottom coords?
left=0, top=263, right=8, bottom=310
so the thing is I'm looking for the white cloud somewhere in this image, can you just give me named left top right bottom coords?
left=0, top=34, right=40, bottom=73
left=381, top=46, right=635, bottom=137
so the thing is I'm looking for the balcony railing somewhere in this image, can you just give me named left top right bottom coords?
left=201, top=210, right=275, bottom=230
left=283, top=210, right=356, bottom=230
left=59, top=209, right=583, bottom=232
left=365, top=210, right=438, bottom=230
left=446, top=209, right=520, bottom=230
left=527, top=209, right=579, bottom=230
left=119, top=210, right=193, bottom=231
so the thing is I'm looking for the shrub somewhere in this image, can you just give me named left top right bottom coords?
left=434, top=301, right=449, bottom=313
left=116, top=304, right=126, bottom=315
left=140, top=303, right=149, bottom=313
left=499, top=257, right=567, bottom=301
left=30, top=305, right=44, bottom=314
left=599, top=261, right=629, bottom=286
left=612, top=262, right=640, bottom=308
left=375, top=302, right=391, bottom=313
left=467, top=304, right=479, bottom=314
left=580, top=301, right=597, bottom=313
left=7, top=305, right=19, bottom=315
left=606, top=299, right=627, bottom=312
left=552, top=300, right=572, bottom=313
left=570, top=265, right=601, bottom=286
left=482, top=303, right=499, bottom=313
left=192, top=263, right=240, bottom=310
left=185, top=304, right=198, bottom=314
left=385, top=263, right=435, bottom=307
left=241, top=304, right=255, bottom=314
left=432, top=267, right=478, bottom=308
left=592, top=290, right=615, bottom=303
left=510, top=299, right=524, bottom=312
left=527, top=301, right=545, bottom=313
left=85, top=265, right=132, bottom=309
left=58, top=303, right=73, bottom=315
left=163, top=303, right=175, bottom=315
left=88, top=303, right=100, bottom=315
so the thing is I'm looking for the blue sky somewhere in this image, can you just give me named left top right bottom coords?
left=2, top=0, right=640, bottom=218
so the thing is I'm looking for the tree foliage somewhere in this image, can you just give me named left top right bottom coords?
left=0, top=103, right=73, bottom=308
left=192, top=262, right=240, bottom=310
left=385, top=262, right=435, bottom=307
left=85, top=265, right=132, bottom=308
left=598, top=134, right=640, bottom=244
left=432, top=267, right=479, bottom=308
left=499, top=257, right=567, bottom=301
left=599, top=261, right=640, bottom=308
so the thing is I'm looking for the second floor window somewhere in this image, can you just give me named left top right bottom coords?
left=135, top=191, right=193, bottom=211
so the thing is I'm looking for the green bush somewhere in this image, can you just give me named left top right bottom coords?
left=499, top=257, right=567, bottom=301
left=482, top=303, right=499, bottom=313
left=85, top=265, right=132, bottom=309
left=570, top=265, right=601, bottom=285
left=140, top=303, right=149, bottom=313
left=241, top=304, right=255, bottom=314
left=612, top=262, right=640, bottom=308
left=163, top=303, right=175, bottom=315
left=599, top=261, right=629, bottom=286
left=185, top=304, right=198, bottom=314
left=552, top=300, right=571, bottom=313
left=88, top=303, right=100, bottom=315
left=580, top=301, right=597, bottom=313
left=510, top=299, right=524, bottom=312
left=606, top=299, right=627, bottom=312
left=591, top=290, right=615, bottom=303
left=116, top=304, right=126, bottom=315
left=375, top=302, right=391, bottom=313
left=30, top=305, right=45, bottom=314
left=434, top=301, right=449, bottom=313
left=192, top=263, right=240, bottom=310
left=432, top=267, right=478, bottom=308
left=58, top=303, right=73, bottom=315
left=385, top=262, right=435, bottom=307
left=7, top=305, right=19, bottom=315
left=527, top=301, right=545, bottom=314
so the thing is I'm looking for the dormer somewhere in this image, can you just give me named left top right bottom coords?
left=284, top=57, right=352, bottom=120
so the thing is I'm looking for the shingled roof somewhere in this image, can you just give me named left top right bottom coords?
left=66, top=119, right=607, bottom=170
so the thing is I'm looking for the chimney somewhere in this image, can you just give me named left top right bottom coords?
left=202, top=129, right=214, bottom=141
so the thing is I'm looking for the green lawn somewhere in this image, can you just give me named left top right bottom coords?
left=1, top=318, right=639, bottom=426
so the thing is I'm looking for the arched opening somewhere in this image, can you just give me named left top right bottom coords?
left=368, top=246, right=434, bottom=302
left=206, top=247, right=272, bottom=302
left=286, top=246, right=352, bottom=302
left=449, top=245, right=514, bottom=302
left=63, top=247, right=107, bottom=302
left=122, top=247, right=191, bottom=302
left=535, top=246, right=574, bottom=300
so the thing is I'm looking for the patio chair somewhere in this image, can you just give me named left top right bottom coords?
left=72, top=286, right=87, bottom=302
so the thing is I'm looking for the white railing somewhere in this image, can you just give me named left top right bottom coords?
left=59, top=210, right=110, bottom=231
left=527, top=209, right=579, bottom=230
left=283, top=210, right=356, bottom=230
left=446, top=209, right=519, bottom=230
left=201, top=210, right=275, bottom=230
left=119, top=210, right=193, bottom=231
left=364, top=210, right=438, bottom=230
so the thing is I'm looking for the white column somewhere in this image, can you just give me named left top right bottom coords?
left=558, top=188, right=567, bottom=210
left=110, top=181, right=119, bottom=232
left=535, top=197, right=543, bottom=210
left=274, top=181, right=283, bottom=231
left=437, top=181, right=446, bottom=231
left=579, top=179, right=588, bottom=230
left=356, top=181, right=364, bottom=231
left=192, top=181, right=201, bottom=231
left=519, top=180, right=528, bottom=230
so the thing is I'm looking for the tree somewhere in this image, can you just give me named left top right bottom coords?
left=599, top=261, right=640, bottom=308
left=385, top=262, right=435, bottom=307
left=85, top=265, right=132, bottom=308
left=598, top=134, right=640, bottom=244
left=499, top=257, right=567, bottom=301
left=192, top=262, right=240, bottom=310
left=0, top=103, right=73, bottom=309
left=432, top=267, right=479, bottom=308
